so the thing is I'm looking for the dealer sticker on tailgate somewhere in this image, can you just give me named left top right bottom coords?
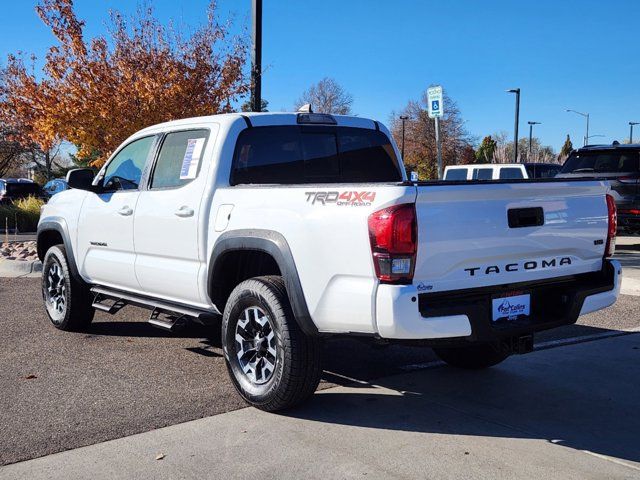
left=492, top=293, right=531, bottom=322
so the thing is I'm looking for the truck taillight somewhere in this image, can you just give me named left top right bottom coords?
left=368, top=203, right=417, bottom=284
left=605, top=194, right=617, bottom=257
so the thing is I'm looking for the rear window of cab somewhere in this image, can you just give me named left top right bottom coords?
left=230, top=126, right=402, bottom=185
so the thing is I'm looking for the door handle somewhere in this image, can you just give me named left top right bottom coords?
left=117, top=206, right=133, bottom=216
left=174, top=206, right=194, bottom=218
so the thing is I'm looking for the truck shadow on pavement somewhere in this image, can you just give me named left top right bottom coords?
left=83, top=313, right=640, bottom=465
left=86, top=319, right=216, bottom=339
left=291, top=332, right=640, bottom=467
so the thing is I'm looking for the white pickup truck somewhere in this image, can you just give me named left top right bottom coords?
left=38, top=112, right=621, bottom=411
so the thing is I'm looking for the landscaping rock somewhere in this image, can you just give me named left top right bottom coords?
left=1, top=241, right=38, bottom=261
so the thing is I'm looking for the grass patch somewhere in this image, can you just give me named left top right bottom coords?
left=0, top=196, right=45, bottom=233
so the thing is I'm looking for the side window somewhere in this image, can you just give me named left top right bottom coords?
left=499, top=167, right=524, bottom=179
left=103, top=136, right=154, bottom=191
left=444, top=168, right=468, bottom=180
left=473, top=168, right=493, bottom=180
left=150, top=129, right=210, bottom=189
left=233, top=127, right=304, bottom=184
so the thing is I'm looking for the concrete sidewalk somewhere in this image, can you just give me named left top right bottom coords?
left=2, top=333, right=639, bottom=480
left=0, top=259, right=41, bottom=278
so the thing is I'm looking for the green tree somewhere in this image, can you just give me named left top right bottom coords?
left=475, top=136, right=497, bottom=163
left=560, top=134, right=573, bottom=159
left=241, top=98, right=269, bottom=112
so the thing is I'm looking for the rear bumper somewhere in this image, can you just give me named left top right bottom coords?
left=375, top=260, right=621, bottom=343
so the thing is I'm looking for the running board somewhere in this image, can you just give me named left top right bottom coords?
left=90, top=286, right=219, bottom=330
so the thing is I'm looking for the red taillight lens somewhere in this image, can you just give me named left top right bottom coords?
left=605, top=194, right=617, bottom=257
left=368, top=203, right=417, bottom=283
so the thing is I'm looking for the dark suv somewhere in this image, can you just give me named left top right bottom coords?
left=557, top=143, right=640, bottom=235
left=0, top=179, right=45, bottom=204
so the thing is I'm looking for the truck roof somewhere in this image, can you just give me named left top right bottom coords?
left=578, top=143, right=640, bottom=151
left=135, top=112, right=382, bottom=136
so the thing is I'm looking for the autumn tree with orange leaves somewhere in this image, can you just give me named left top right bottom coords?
left=0, top=0, right=248, bottom=167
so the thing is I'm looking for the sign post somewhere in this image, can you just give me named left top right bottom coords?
left=427, top=86, right=444, bottom=179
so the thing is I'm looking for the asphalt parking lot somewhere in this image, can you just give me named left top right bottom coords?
left=0, top=239, right=639, bottom=471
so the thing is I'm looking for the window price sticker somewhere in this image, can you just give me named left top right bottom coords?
left=180, top=138, right=206, bottom=179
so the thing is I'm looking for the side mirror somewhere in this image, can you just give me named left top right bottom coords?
left=66, top=168, right=95, bottom=190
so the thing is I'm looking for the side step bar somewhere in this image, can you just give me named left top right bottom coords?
left=90, top=286, right=219, bottom=331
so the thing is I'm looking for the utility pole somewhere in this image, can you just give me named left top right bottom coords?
left=629, top=122, right=639, bottom=143
left=507, top=88, right=520, bottom=162
left=527, top=121, right=540, bottom=159
left=250, top=0, right=263, bottom=112
left=399, top=115, right=409, bottom=159
left=435, top=117, right=442, bottom=179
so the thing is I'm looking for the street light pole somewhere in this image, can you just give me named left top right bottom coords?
left=527, top=121, right=541, bottom=159
left=399, top=115, right=409, bottom=159
left=250, top=0, right=263, bottom=112
left=586, top=113, right=590, bottom=146
left=507, top=89, right=520, bottom=162
left=566, top=109, right=589, bottom=146
left=629, top=122, right=639, bottom=143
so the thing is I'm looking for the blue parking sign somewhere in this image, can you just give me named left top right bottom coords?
left=427, top=85, right=444, bottom=118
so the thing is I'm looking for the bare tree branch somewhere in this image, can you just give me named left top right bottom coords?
left=294, top=77, right=353, bottom=115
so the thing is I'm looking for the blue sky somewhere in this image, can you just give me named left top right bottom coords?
left=1, top=0, right=639, bottom=151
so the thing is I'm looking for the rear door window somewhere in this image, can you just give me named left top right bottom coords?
left=499, top=167, right=524, bottom=179
left=231, top=126, right=402, bottom=184
left=150, top=129, right=210, bottom=189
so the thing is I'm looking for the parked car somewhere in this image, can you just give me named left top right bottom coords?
left=43, top=179, right=69, bottom=198
left=0, top=178, right=45, bottom=204
left=443, top=163, right=527, bottom=181
left=557, top=143, right=640, bottom=235
left=523, top=162, right=562, bottom=179
left=37, top=112, right=620, bottom=411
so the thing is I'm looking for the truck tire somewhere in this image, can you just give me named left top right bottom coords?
left=41, top=244, right=94, bottom=331
left=433, top=344, right=509, bottom=370
left=222, top=276, right=322, bottom=411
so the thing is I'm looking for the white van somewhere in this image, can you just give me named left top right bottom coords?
left=443, top=163, right=528, bottom=181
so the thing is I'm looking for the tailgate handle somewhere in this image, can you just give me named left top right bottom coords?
left=508, top=207, right=544, bottom=228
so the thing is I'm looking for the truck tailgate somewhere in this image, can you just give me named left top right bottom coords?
left=413, top=180, right=610, bottom=293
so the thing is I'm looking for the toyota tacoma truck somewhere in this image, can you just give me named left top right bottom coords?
left=37, top=112, right=621, bottom=411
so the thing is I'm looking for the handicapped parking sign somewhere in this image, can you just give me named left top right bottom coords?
left=427, top=86, right=443, bottom=118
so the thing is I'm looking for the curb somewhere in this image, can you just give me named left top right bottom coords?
left=0, top=259, right=42, bottom=278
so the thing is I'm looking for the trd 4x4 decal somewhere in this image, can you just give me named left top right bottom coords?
left=305, top=191, right=376, bottom=206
